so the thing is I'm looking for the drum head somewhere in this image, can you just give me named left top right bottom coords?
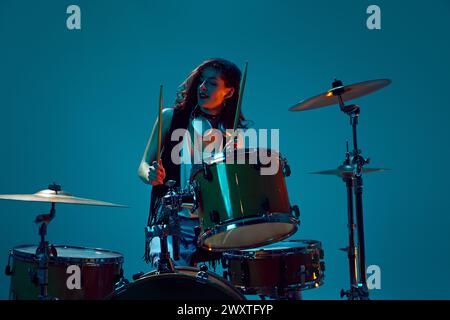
left=225, top=239, right=322, bottom=257
left=203, top=221, right=297, bottom=250
left=13, top=245, right=123, bottom=264
left=109, top=267, right=245, bottom=300
left=242, top=239, right=322, bottom=252
left=201, top=214, right=298, bottom=251
left=202, top=148, right=281, bottom=166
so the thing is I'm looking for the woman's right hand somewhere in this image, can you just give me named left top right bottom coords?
left=148, top=159, right=166, bottom=186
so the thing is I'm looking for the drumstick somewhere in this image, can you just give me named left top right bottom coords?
left=156, top=85, right=163, bottom=163
left=233, top=62, right=248, bottom=131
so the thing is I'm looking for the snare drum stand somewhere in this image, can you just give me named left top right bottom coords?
left=145, top=181, right=187, bottom=274
left=332, top=80, right=370, bottom=300
left=145, top=223, right=176, bottom=273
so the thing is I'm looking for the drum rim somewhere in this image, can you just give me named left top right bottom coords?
left=237, top=277, right=325, bottom=296
left=223, top=239, right=323, bottom=258
left=200, top=147, right=281, bottom=166
left=109, top=266, right=245, bottom=300
left=11, top=244, right=124, bottom=264
left=199, top=213, right=299, bottom=251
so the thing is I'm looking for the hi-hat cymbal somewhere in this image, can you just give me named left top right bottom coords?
left=290, top=79, right=391, bottom=112
left=310, top=165, right=389, bottom=178
left=0, top=189, right=127, bottom=207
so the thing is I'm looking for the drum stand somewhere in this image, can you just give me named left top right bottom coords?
left=145, top=223, right=176, bottom=273
left=332, top=80, right=370, bottom=300
left=145, top=181, right=196, bottom=273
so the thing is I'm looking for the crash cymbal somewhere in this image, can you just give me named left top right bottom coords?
left=290, top=79, right=391, bottom=111
left=0, top=189, right=127, bottom=207
left=310, top=165, right=389, bottom=178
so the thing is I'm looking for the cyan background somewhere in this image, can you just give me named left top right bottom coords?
left=1, top=0, right=449, bottom=300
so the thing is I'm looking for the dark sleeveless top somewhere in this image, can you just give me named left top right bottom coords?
left=148, top=106, right=231, bottom=222
left=149, top=108, right=190, bottom=216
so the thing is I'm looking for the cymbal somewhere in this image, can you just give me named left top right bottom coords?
left=310, top=165, right=389, bottom=178
left=290, top=79, right=391, bottom=112
left=0, top=189, right=127, bottom=207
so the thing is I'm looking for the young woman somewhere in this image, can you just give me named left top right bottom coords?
left=138, top=58, right=248, bottom=267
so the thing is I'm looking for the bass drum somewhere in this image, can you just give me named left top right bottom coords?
left=8, top=245, right=124, bottom=300
left=109, top=267, right=245, bottom=300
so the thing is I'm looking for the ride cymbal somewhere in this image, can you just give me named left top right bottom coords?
left=290, top=79, right=391, bottom=112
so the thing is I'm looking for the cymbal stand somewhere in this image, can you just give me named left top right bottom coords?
left=332, top=80, right=370, bottom=300
left=33, top=183, right=60, bottom=300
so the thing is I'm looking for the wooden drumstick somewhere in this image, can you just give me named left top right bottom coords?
left=233, top=62, right=248, bottom=131
left=157, top=85, right=163, bottom=162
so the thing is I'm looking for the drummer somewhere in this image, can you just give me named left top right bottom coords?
left=138, top=58, right=250, bottom=267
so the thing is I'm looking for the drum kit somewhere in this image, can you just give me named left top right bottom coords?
left=1, top=77, right=390, bottom=300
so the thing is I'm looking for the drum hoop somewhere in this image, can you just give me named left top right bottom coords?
left=199, top=213, right=299, bottom=251
left=110, top=266, right=245, bottom=300
left=12, top=244, right=124, bottom=264
left=238, top=277, right=325, bottom=296
left=197, top=148, right=282, bottom=166
left=223, top=239, right=322, bottom=259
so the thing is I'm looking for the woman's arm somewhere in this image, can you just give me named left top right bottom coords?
left=137, top=108, right=174, bottom=184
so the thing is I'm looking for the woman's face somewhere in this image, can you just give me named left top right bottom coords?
left=197, top=67, right=234, bottom=114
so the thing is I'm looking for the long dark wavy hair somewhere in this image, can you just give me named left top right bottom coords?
left=173, top=58, right=249, bottom=129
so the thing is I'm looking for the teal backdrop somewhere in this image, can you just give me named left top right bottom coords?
left=1, top=0, right=449, bottom=299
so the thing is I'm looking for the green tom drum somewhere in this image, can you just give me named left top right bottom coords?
left=190, top=148, right=299, bottom=251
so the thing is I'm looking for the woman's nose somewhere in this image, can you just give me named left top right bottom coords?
left=199, top=82, right=207, bottom=92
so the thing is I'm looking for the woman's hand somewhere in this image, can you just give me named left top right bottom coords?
left=148, top=159, right=166, bottom=186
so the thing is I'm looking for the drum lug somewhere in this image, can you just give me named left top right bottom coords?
left=282, top=157, right=291, bottom=177
left=196, top=264, right=209, bottom=283
left=221, top=257, right=229, bottom=268
left=50, top=245, right=58, bottom=258
left=261, top=198, right=270, bottom=213
left=202, top=163, right=213, bottom=181
left=298, top=265, right=306, bottom=287
left=240, top=259, right=250, bottom=287
left=209, top=210, right=220, bottom=224
left=5, top=250, right=13, bottom=276
left=4, top=265, right=12, bottom=276
left=290, top=205, right=300, bottom=219
left=311, top=253, right=319, bottom=264
left=28, top=268, right=39, bottom=287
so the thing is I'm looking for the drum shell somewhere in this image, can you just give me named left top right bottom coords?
left=191, top=149, right=297, bottom=250
left=109, top=266, right=245, bottom=300
left=9, top=245, right=123, bottom=300
left=192, top=152, right=291, bottom=227
left=223, top=240, right=325, bottom=294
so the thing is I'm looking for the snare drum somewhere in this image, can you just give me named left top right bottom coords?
left=223, top=240, right=325, bottom=297
left=190, top=148, right=299, bottom=251
left=8, top=245, right=124, bottom=300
